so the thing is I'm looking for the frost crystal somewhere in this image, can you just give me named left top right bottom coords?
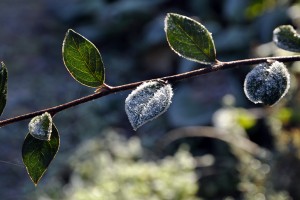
left=28, top=112, right=53, bottom=141
left=244, top=61, right=290, bottom=106
left=125, top=80, right=173, bottom=130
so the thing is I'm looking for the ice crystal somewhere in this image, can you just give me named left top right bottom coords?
left=28, top=112, right=53, bottom=141
left=244, top=61, right=290, bottom=106
left=125, top=80, right=173, bottom=130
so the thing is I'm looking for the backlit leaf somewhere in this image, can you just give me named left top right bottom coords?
left=165, top=13, right=216, bottom=64
left=62, top=29, right=105, bottom=87
left=273, top=25, right=300, bottom=52
left=22, top=124, right=60, bottom=186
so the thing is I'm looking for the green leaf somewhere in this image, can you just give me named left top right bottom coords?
left=62, top=29, right=105, bottom=87
left=165, top=13, right=216, bottom=64
left=273, top=25, right=300, bottom=52
left=22, top=124, right=60, bottom=186
left=0, top=62, right=7, bottom=116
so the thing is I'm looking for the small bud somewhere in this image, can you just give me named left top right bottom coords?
left=244, top=61, right=290, bottom=106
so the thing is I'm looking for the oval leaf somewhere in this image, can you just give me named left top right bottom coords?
left=28, top=112, right=52, bottom=141
left=165, top=13, right=216, bottom=64
left=62, top=29, right=105, bottom=87
left=244, top=61, right=290, bottom=106
left=22, top=124, right=60, bottom=186
left=125, top=80, right=173, bottom=130
left=273, top=25, right=300, bottom=52
left=0, top=62, right=7, bottom=116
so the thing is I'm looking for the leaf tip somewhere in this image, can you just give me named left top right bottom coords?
left=166, top=12, right=179, bottom=19
left=165, top=12, right=173, bottom=20
left=0, top=61, right=6, bottom=70
left=164, top=13, right=176, bottom=33
left=32, top=178, right=39, bottom=187
left=66, top=29, right=76, bottom=35
left=63, top=29, right=77, bottom=46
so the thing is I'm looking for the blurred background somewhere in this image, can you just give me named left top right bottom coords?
left=1, top=0, right=300, bottom=199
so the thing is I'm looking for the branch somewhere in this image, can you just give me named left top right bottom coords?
left=0, top=55, right=299, bottom=127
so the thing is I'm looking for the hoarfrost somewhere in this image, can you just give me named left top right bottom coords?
left=125, top=80, right=173, bottom=130
left=244, top=61, right=290, bottom=106
left=273, top=25, right=300, bottom=52
left=28, top=112, right=53, bottom=141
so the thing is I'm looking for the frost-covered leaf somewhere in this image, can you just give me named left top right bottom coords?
left=165, top=13, right=216, bottom=64
left=273, top=25, right=300, bottom=52
left=244, top=61, right=290, bottom=106
left=0, top=62, right=7, bottom=116
left=28, top=112, right=52, bottom=141
left=22, top=124, right=60, bottom=186
left=125, top=81, right=173, bottom=130
left=62, top=29, right=105, bottom=87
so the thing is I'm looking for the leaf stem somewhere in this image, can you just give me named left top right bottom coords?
left=1, top=55, right=299, bottom=128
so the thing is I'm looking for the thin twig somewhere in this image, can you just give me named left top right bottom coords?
left=0, top=55, right=299, bottom=127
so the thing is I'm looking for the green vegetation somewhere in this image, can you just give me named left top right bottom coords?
left=1, top=1, right=300, bottom=199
